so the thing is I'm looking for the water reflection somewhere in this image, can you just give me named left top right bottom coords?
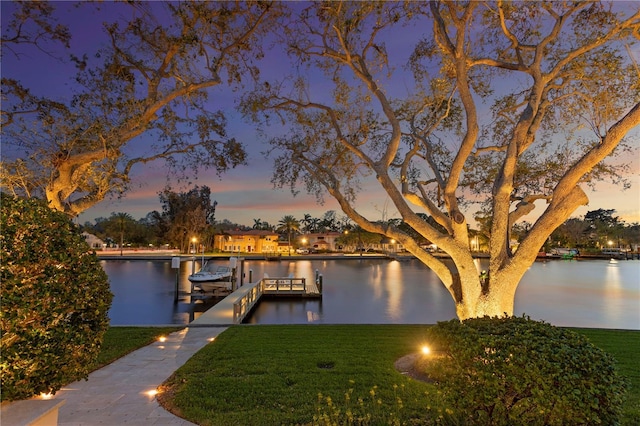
left=385, top=261, right=403, bottom=321
left=103, top=258, right=640, bottom=329
left=515, top=259, right=640, bottom=329
left=601, top=261, right=623, bottom=326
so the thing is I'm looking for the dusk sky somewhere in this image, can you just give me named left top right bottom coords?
left=2, top=2, right=639, bottom=228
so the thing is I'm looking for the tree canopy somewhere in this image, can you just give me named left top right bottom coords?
left=147, top=185, right=218, bottom=253
left=242, top=1, right=640, bottom=319
left=1, top=1, right=279, bottom=216
left=2, top=1, right=638, bottom=321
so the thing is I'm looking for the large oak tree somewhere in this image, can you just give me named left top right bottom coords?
left=1, top=1, right=279, bottom=216
left=243, top=1, right=640, bottom=319
left=148, top=185, right=218, bottom=253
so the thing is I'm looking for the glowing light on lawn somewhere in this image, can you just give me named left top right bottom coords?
left=40, top=392, right=53, bottom=400
left=421, top=345, right=431, bottom=355
left=145, top=389, right=159, bottom=397
left=208, top=337, right=216, bottom=342
left=158, top=336, right=167, bottom=342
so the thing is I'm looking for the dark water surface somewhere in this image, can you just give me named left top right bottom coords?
left=103, top=257, right=640, bottom=329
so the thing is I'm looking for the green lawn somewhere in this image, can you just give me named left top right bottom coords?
left=573, top=327, right=640, bottom=423
left=157, top=325, right=640, bottom=426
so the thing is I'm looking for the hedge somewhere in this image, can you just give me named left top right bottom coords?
left=419, top=316, right=626, bottom=425
left=1, top=194, right=113, bottom=401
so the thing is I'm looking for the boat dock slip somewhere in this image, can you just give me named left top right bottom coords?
left=190, top=277, right=322, bottom=326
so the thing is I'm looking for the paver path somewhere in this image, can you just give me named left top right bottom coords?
left=48, top=327, right=227, bottom=425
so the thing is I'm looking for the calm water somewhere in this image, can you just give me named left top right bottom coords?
left=103, top=257, right=640, bottom=329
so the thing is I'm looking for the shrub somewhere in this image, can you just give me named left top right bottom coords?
left=0, top=194, right=113, bottom=401
left=419, top=316, right=626, bottom=426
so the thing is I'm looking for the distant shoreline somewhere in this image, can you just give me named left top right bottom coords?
left=95, top=251, right=638, bottom=261
left=95, top=251, right=388, bottom=261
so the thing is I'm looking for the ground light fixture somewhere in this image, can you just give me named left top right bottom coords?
left=421, top=345, right=431, bottom=355
left=145, top=389, right=159, bottom=398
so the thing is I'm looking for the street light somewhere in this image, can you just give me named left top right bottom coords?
left=191, top=237, right=197, bottom=275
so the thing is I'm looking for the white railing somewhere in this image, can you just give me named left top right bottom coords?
left=232, top=277, right=314, bottom=323
left=262, top=277, right=307, bottom=294
left=232, top=283, right=262, bottom=324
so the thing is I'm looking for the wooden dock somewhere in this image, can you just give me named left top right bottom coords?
left=190, top=277, right=321, bottom=326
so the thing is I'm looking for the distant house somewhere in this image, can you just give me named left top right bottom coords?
left=82, top=232, right=105, bottom=250
left=276, top=241, right=294, bottom=254
left=213, top=229, right=279, bottom=253
left=298, top=232, right=345, bottom=252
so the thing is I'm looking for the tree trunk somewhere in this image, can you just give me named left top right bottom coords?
left=455, top=283, right=518, bottom=321
left=449, top=259, right=525, bottom=321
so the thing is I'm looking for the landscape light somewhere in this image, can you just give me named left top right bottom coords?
left=40, top=392, right=53, bottom=400
left=158, top=336, right=167, bottom=343
left=421, top=345, right=431, bottom=355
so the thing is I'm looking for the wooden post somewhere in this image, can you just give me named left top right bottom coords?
left=229, top=257, right=238, bottom=291
left=239, top=257, right=245, bottom=287
left=171, top=257, right=181, bottom=303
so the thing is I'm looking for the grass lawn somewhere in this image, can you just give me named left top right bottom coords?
left=574, top=327, right=640, bottom=423
left=95, top=326, right=183, bottom=369
left=158, top=325, right=640, bottom=426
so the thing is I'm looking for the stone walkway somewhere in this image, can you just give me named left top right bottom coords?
left=47, top=327, right=227, bottom=425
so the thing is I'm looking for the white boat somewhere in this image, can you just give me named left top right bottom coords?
left=188, top=263, right=232, bottom=283
left=189, top=257, right=238, bottom=294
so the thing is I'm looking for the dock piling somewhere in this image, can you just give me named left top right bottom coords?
left=171, top=256, right=181, bottom=303
left=239, top=257, right=245, bottom=287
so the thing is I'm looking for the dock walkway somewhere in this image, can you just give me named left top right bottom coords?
left=190, top=277, right=321, bottom=326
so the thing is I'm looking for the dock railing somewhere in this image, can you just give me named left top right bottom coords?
left=232, top=277, right=321, bottom=323
left=262, top=277, right=307, bottom=294
left=232, top=282, right=262, bottom=324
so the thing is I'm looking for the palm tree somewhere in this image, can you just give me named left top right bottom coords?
left=300, top=213, right=312, bottom=233
left=309, top=218, right=321, bottom=233
left=253, top=218, right=263, bottom=229
left=277, top=215, right=300, bottom=255
left=111, top=212, right=134, bottom=256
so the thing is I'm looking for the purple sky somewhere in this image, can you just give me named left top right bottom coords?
left=2, top=2, right=638, bottom=227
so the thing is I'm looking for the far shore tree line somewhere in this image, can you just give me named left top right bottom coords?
left=81, top=185, right=639, bottom=255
